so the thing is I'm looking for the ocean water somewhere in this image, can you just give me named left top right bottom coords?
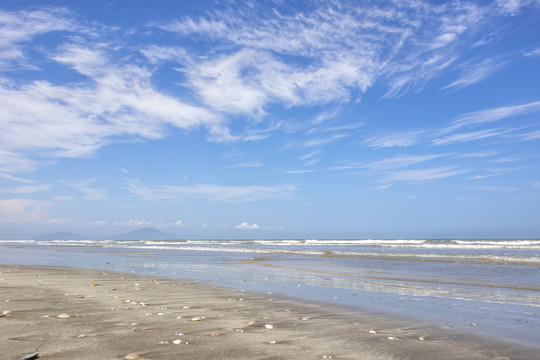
left=1, top=238, right=539, bottom=347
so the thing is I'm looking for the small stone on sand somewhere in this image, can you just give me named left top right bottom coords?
left=419, top=337, right=425, bottom=341
left=173, top=339, right=182, bottom=344
left=368, top=330, right=377, bottom=334
left=124, top=354, right=139, bottom=359
left=269, top=341, right=277, bottom=344
left=57, top=313, right=70, bottom=318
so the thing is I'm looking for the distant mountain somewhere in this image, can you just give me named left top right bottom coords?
left=33, top=232, right=88, bottom=241
left=108, top=227, right=177, bottom=240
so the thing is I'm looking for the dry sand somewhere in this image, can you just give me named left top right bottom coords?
left=0, top=264, right=537, bottom=359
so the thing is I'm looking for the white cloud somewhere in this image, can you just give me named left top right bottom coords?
left=113, top=219, right=152, bottom=227
left=0, top=8, right=76, bottom=69
left=432, top=128, right=510, bottom=145
left=59, top=178, right=107, bottom=201
left=163, top=220, right=184, bottom=227
left=46, top=218, right=74, bottom=225
left=94, top=220, right=107, bottom=226
left=364, top=130, right=425, bottom=148
left=449, top=100, right=540, bottom=129
left=362, top=154, right=450, bottom=170
left=0, top=184, right=50, bottom=194
left=235, top=222, right=259, bottom=230
left=0, top=199, right=47, bottom=223
left=443, top=58, right=509, bottom=90
left=383, top=166, right=468, bottom=183
left=125, top=179, right=297, bottom=202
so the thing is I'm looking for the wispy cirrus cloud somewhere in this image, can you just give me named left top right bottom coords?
left=432, top=128, right=511, bottom=145
left=125, top=179, right=297, bottom=202
left=0, top=7, right=77, bottom=69
left=383, top=166, right=468, bottom=183
left=442, top=58, right=509, bottom=90
left=449, top=100, right=540, bottom=130
left=364, top=130, right=426, bottom=148
left=0, top=184, right=50, bottom=194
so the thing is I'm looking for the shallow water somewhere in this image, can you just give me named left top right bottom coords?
left=1, top=238, right=539, bottom=346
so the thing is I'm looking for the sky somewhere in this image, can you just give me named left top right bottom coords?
left=1, top=0, right=540, bottom=239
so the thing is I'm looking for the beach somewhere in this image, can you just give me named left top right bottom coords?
left=1, top=265, right=538, bottom=360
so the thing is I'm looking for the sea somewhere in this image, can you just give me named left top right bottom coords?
left=1, top=238, right=539, bottom=347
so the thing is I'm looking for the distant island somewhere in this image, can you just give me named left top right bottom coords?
left=33, top=227, right=178, bottom=241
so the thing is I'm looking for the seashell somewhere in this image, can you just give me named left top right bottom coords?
left=302, top=317, right=310, bottom=321
left=248, top=321, right=256, bottom=326
left=173, top=339, right=182, bottom=344
left=368, top=330, right=376, bottom=334
left=192, top=317, right=202, bottom=321
left=77, top=334, right=88, bottom=338
left=90, top=283, right=97, bottom=286
left=76, top=295, right=84, bottom=298
left=264, top=324, right=273, bottom=329
left=322, top=356, right=333, bottom=359
left=2, top=310, right=10, bottom=315
left=211, top=333, right=219, bottom=336
left=418, top=337, right=425, bottom=341
left=57, top=313, right=70, bottom=318
left=238, top=298, right=244, bottom=301
left=157, top=313, right=164, bottom=316
left=145, top=313, right=152, bottom=316
left=124, top=354, right=139, bottom=359
left=158, top=341, right=169, bottom=344
left=130, top=322, right=138, bottom=326
left=387, top=336, right=396, bottom=340
left=175, top=332, right=184, bottom=336
left=235, top=328, right=244, bottom=332
left=470, top=323, right=477, bottom=326
left=183, top=306, right=190, bottom=309
left=269, top=340, right=277, bottom=344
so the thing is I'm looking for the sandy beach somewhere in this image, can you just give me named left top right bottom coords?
left=0, top=265, right=537, bottom=360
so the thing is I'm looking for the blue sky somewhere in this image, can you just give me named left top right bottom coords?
left=1, top=0, right=540, bottom=239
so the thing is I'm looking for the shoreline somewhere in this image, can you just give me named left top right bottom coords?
left=1, top=264, right=538, bottom=359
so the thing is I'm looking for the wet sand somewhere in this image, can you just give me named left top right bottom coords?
left=1, top=265, right=537, bottom=359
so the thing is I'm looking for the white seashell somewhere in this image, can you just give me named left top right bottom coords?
left=57, top=313, right=70, bottom=318
left=192, top=317, right=202, bottom=321
left=264, top=324, right=273, bottom=329
left=269, top=341, right=277, bottom=344
left=183, top=306, right=190, bottom=309
left=302, top=317, right=310, bottom=321
left=173, top=339, right=182, bottom=344
left=387, top=336, right=396, bottom=340
left=368, top=330, right=376, bottom=334
left=124, top=354, right=139, bottom=359
left=175, top=332, right=184, bottom=336
left=418, top=337, right=425, bottom=341
left=157, top=313, right=164, bottom=316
